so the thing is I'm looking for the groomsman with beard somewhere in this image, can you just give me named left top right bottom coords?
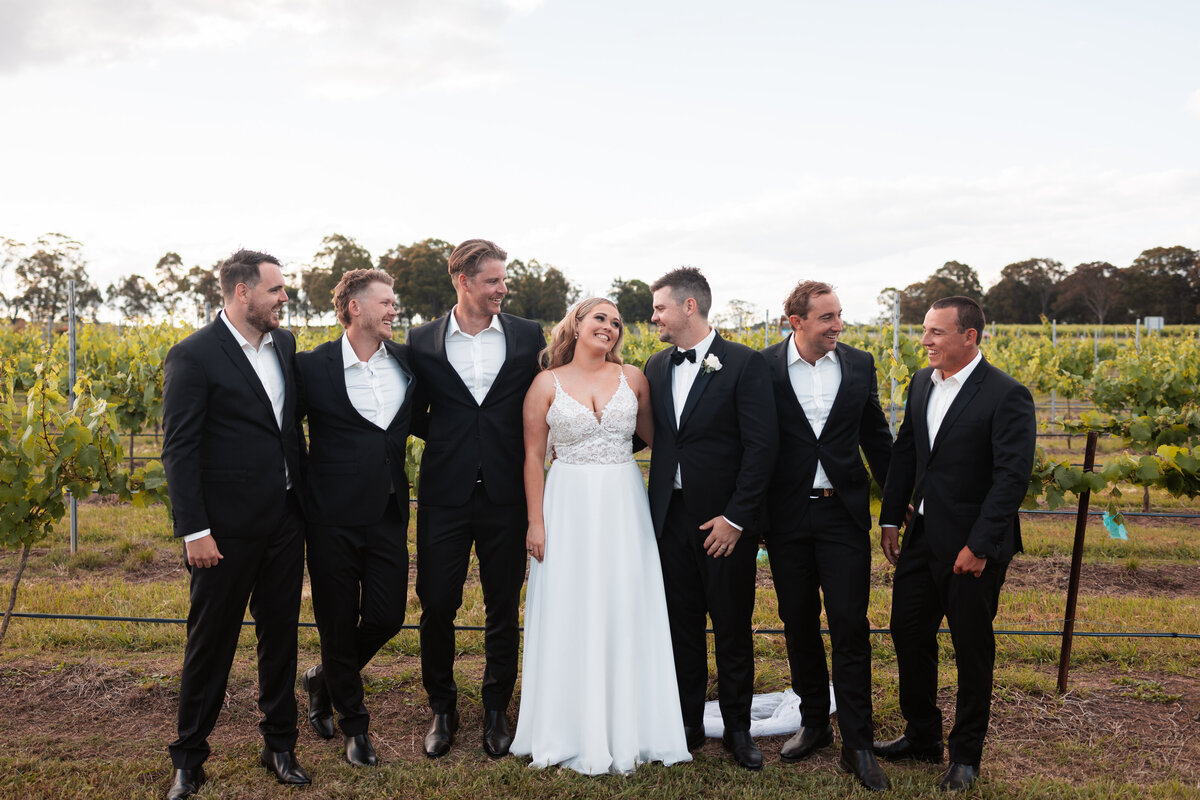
left=296, top=269, right=417, bottom=767
left=643, top=267, right=778, bottom=770
left=761, top=280, right=893, bottom=791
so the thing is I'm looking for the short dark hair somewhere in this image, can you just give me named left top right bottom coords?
left=649, top=267, right=712, bottom=318
left=930, top=295, right=986, bottom=342
left=333, top=269, right=394, bottom=328
left=784, top=280, right=834, bottom=319
left=219, top=249, right=281, bottom=301
left=448, top=239, right=507, bottom=280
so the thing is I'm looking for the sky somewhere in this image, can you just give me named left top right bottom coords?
left=2, top=0, right=1198, bottom=324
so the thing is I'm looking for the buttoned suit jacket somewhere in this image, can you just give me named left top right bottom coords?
left=762, top=340, right=893, bottom=535
left=880, top=357, right=1036, bottom=565
left=161, top=318, right=303, bottom=539
left=644, top=332, right=778, bottom=537
left=296, top=337, right=417, bottom=528
left=406, top=312, right=545, bottom=507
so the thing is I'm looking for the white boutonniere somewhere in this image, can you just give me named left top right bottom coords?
left=701, top=354, right=723, bottom=374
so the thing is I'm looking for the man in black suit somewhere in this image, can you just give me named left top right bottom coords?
left=874, top=296, right=1035, bottom=792
left=644, top=267, right=778, bottom=770
left=295, top=269, right=416, bottom=768
left=407, top=239, right=545, bottom=759
left=161, top=250, right=309, bottom=800
left=762, top=281, right=893, bottom=791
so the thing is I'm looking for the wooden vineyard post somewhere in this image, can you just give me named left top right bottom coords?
left=1057, top=431, right=1100, bottom=694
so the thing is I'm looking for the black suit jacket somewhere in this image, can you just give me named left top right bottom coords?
left=762, top=340, right=893, bottom=535
left=645, top=332, right=778, bottom=537
left=880, top=357, right=1036, bottom=565
left=162, top=317, right=303, bottom=539
left=407, top=312, right=545, bottom=507
left=296, top=337, right=416, bottom=528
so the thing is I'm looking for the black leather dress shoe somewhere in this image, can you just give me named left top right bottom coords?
left=302, top=664, right=336, bottom=740
left=423, top=710, right=459, bottom=758
left=873, top=734, right=944, bottom=763
left=721, top=730, right=763, bottom=770
left=166, top=767, right=205, bottom=800
left=683, top=725, right=706, bottom=750
left=938, top=762, right=979, bottom=792
left=344, top=732, right=379, bottom=767
left=839, top=747, right=890, bottom=792
left=259, top=748, right=312, bottom=785
left=779, top=723, right=834, bottom=761
left=482, top=709, right=513, bottom=757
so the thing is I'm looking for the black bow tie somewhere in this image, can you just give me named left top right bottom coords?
left=670, top=348, right=697, bottom=366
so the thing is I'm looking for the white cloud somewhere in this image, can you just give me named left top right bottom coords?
left=0, top=0, right=537, bottom=94
left=1186, top=88, right=1200, bottom=118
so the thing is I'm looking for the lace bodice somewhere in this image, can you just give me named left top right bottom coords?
left=547, top=370, right=638, bottom=465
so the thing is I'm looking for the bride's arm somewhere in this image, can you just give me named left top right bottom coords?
left=625, top=365, right=654, bottom=446
left=522, top=371, right=555, bottom=563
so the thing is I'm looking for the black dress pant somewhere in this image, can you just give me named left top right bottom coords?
left=768, top=496, right=874, bottom=749
left=169, top=493, right=305, bottom=769
left=657, top=490, right=758, bottom=732
left=415, top=482, right=527, bottom=714
left=889, top=516, right=1008, bottom=767
left=307, top=493, right=409, bottom=736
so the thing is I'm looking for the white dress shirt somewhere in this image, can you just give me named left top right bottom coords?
left=915, top=349, right=983, bottom=517
left=445, top=307, right=506, bottom=405
left=787, top=337, right=841, bottom=491
left=341, top=334, right=408, bottom=429
left=185, top=311, right=289, bottom=543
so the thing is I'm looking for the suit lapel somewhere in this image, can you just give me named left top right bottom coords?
left=327, top=337, right=367, bottom=424
left=431, top=313, right=475, bottom=402
left=678, top=333, right=724, bottom=432
left=911, top=370, right=933, bottom=455
left=654, top=349, right=677, bottom=435
left=215, top=318, right=277, bottom=427
left=481, top=314, right=518, bottom=405
left=824, top=343, right=852, bottom=430
left=928, top=360, right=986, bottom=459
left=773, top=338, right=816, bottom=440
left=384, top=339, right=416, bottom=429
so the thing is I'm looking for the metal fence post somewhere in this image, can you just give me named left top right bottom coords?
left=68, top=280, right=78, bottom=555
left=1057, top=431, right=1099, bottom=693
left=890, top=295, right=900, bottom=435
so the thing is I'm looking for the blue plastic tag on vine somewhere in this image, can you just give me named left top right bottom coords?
left=756, top=548, right=769, bottom=566
left=1102, top=511, right=1128, bottom=541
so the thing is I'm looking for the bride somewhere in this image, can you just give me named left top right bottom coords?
left=510, top=298, right=691, bottom=775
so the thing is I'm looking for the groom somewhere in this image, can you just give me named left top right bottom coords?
left=644, top=267, right=778, bottom=770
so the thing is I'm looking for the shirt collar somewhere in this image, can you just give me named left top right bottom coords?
left=680, top=327, right=717, bottom=359
left=787, top=335, right=839, bottom=368
left=933, top=349, right=983, bottom=387
left=220, top=309, right=273, bottom=351
left=341, top=333, right=388, bottom=369
left=447, top=306, right=503, bottom=338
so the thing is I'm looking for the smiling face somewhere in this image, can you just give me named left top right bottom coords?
left=790, top=290, right=842, bottom=363
left=921, top=305, right=978, bottom=376
left=457, top=257, right=508, bottom=320
left=243, top=262, right=288, bottom=334
left=350, top=280, right=397, bottom=342
left=651, top=287, right=697, bottom=346
left=575, top=301, right=623, bottom=357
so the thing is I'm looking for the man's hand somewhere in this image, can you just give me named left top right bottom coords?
left=185, top=536, right=223, bottom=569
left=700, top=516, right=742, bottom=558
left=880, top=525, right=901, bottom=566
left=905, top=503, right=915, bottom=526
left=526, top=523, right=546, bottom=563
left=953, top=545, right=986, bottom=577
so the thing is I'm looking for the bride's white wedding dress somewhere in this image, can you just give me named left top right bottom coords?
left=511, top=370, right=691, bottom=775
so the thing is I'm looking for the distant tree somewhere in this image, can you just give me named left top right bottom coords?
left=302, top=234, right=373, bottom=315
left=9, top=233, right=102, bottom=322
left=610, top=277, right=654, bottom=324
left=716, top=298, right=758, bottom=332
left=106, top=274, right=159, bottom=320
left=898, top=261, right=984, bottom=322
left=984, top=258, right=1064, bottom=323
left=154, top=252, right=188, bottom=317
left=1123, top=245, right=1199, bottom=323
left=1052, top=262, right=1124, bottom=324
left=182, top=261, right=223, bottom=320
left=505, top=259, right=576, bottom=322
left=380, top=238, right=456, bottom=321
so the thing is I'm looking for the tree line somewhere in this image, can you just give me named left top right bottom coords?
left=885, top=246, right=1200, bottom=325
left=3, top=233, right=1197, bottom=326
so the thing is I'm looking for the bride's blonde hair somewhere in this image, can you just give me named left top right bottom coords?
left=540, top=298, right=625, bottom=370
